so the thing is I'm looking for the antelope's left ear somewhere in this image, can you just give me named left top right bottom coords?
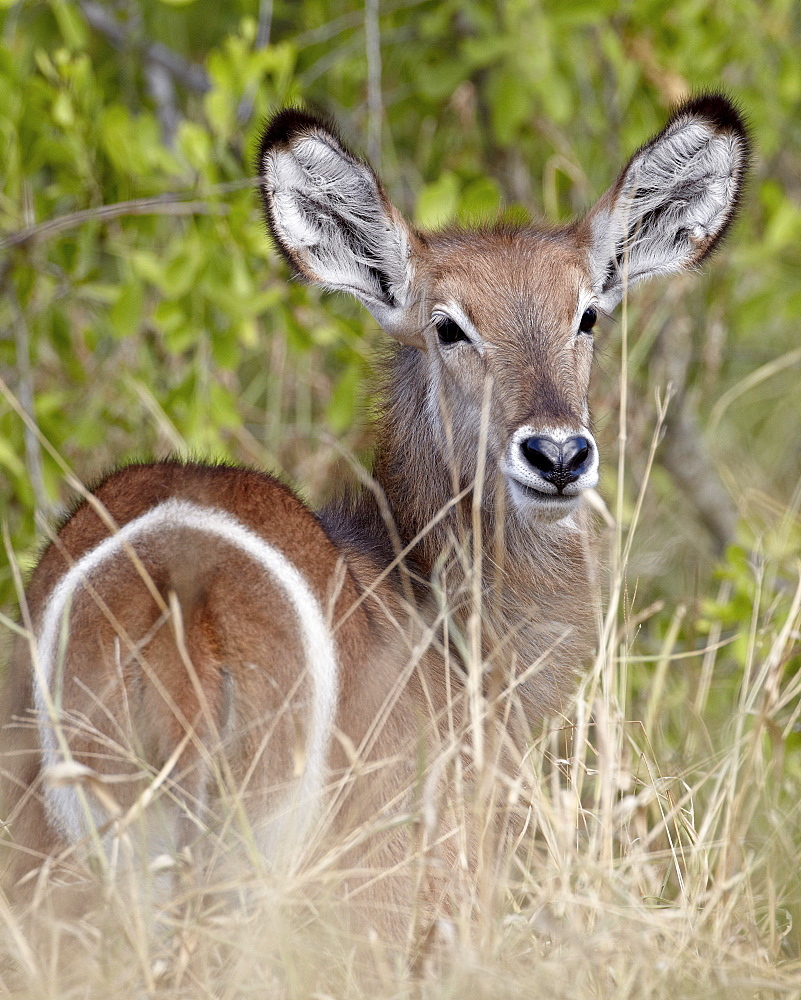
left=257, top=108, right=424, bottom=345
left=583, top=94, right=750, bottom=310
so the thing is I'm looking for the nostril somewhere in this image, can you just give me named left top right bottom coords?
left=518, top=433, right=594, bottom=491
left=521, top=436, right=561, bottom=478
left=562, top=435, right=592, bottom=474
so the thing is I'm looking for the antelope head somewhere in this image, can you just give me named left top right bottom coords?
left=258, top=97, right=748, bottom=526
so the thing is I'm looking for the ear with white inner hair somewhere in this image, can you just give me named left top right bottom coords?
left=257, top=108, right=423, bottom=346
left=584, top=93, right=750, bottom=311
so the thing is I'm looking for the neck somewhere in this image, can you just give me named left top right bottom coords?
left=320, top=345, right=599, bottom=717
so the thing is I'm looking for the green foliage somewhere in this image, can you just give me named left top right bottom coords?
left=1, top=0, right=799, bottom=709
left=0, top=4, right=797, bottom=594
left=1, top=0, right=801, bottom=988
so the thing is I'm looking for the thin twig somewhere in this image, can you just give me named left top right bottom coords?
left=0, top=184, right=260, bottom=250
left=291, top=0, right=428, bottom=49
left=9, top=286, right=51, bottom=522
left=237, top=0, right=274, bottom=127
left=649, top=306, right=737, bottom=552
left=145, top=62, right=180, bottom=147
left=365, top=0, right=383, bottom=168
left=299, top=35, right=363, bottom=89
left=708, top=345, right=801, bottom=434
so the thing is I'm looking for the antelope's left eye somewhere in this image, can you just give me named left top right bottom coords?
left=435, top=316, right=470, bottom=345
left=579, top=307, right=597, bottom=334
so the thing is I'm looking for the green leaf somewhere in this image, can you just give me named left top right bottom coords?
left=415, top=172, right=460, bottom=228
left=163, top=244, right=205, bottom=299
left=131, top=251, right=171, bottom=294
left=51, top=90, right=74, bottom=127
left=209, top=381, right=240, bottom=430
left=326, top=363, right=362, bottom=434
left=210, top=326, right=239, bottom=370
left=0, top=435, right=25, bottom=479
left=458, top=177, right=502, bottom=222
left=487, top=67, right=532, bottom=146
left=109, top=280, right=144, bottom=339
left=50, top=0, right=89, bottom=48
left=177, top=120, right=212, bottom=171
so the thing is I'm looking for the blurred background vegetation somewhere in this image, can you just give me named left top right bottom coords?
left=1, top=0, right=800, bottom=877
left=1, top=0, right=801, bottom=987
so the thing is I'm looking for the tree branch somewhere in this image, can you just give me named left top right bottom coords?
left=0, top=189, right=248, bottom=250
left=79, top=2, right=210, bottom=94
left=650, top=302, right=737, bottom=554
left=660, top=403, right=737, bottom=554
left=145, top=62, right=180, bottom=146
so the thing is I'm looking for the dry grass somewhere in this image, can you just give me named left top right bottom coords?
left=1, top=312, right=801, bottom=999
left=2, top=512, right=800, bottom=999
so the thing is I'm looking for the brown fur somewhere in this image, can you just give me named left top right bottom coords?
left=0, top=99, right=748, bottom=947
left=0, top=464, right=444, bottom=938
left=324, top=230, right=599, bottom=719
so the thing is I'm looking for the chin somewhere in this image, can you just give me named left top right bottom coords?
left=507, top=479, right=582, bottom=523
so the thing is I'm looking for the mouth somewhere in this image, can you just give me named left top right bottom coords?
left=507, top=478, right=581, bottom=514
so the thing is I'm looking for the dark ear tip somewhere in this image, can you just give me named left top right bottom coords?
left=670, top=92, right=752, bottom=154
left=254, top=106, right=339, bottom=177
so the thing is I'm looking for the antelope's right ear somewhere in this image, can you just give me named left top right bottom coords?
left=583, top=94, right=750, bottom=310
left=257, top=109, right=423, bottom=346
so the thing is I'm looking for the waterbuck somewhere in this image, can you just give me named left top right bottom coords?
left=0, top=95, right=748, bottom=937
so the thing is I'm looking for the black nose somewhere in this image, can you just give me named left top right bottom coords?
left=520, top=435, right=593, bottom=491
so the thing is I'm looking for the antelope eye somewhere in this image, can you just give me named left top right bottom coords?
left=435, top=316, right=470, bottom=345
left=579, top=306, right=597, bottom=334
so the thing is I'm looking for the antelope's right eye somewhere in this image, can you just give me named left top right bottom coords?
left=435, top=316, right=470, bottom=345
left=579, top=306, right=598, bottom=334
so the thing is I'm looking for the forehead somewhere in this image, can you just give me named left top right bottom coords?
left=420, top=225, right=590, bottom=332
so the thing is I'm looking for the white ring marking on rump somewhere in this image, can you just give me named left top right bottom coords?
left=34, top=497, right=339, bottom=850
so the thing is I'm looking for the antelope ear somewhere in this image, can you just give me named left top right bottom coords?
left=584, top=94, right=750, bottom=310
left=257, top=109, right=423, bottom=346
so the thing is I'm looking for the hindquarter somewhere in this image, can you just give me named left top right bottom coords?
left=0, top=462, right=391, bottom=889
